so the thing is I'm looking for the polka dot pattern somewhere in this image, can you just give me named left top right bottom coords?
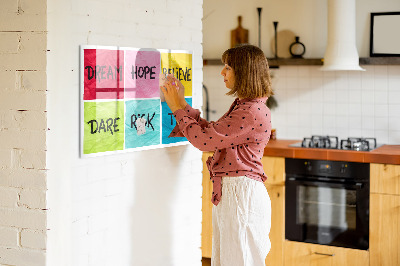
left=170, top=97, right=272, bottom=206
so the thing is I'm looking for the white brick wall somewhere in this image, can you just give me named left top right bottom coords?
left=3, top=0, right=203, bottom=264
left=0, top=0, right=48, bottom=265
left=46, top=1, right=203, bottom=266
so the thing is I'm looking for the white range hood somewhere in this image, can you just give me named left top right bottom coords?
left=320, top=0, right=365, bottom=71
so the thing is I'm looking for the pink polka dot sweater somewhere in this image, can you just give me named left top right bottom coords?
left=170, top=97, right=272, bottom=206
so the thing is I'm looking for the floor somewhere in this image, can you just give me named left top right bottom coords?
left=202, top=257, right=211, bottom=266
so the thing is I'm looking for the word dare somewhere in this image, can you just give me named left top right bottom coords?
left=87, top=117, right=120, bottom=135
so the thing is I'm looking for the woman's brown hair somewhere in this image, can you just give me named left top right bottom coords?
left=221, top=44, right=273, bottom=99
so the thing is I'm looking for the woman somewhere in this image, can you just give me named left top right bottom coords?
left=161, top=44, right=273, bottom=266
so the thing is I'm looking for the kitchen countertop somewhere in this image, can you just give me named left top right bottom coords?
left=264, top=139, right=400, bottom=165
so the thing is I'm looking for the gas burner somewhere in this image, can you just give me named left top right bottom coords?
left=301, top=135, right=339, bottom=149
left=290, top=136, right=380, bottom=151
left=340, top=137, right=377, bottom=151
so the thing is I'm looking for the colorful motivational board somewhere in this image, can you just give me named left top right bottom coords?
left=80, top=45, right=193, bottom=156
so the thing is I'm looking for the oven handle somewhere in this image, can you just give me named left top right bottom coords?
left=286, top=177, right=364, bottom=189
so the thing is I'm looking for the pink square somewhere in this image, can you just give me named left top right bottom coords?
left=124, top=49, right=161, bottom=99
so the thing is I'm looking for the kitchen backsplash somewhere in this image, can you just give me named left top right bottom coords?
left=203, top=65, right=400, bottom=144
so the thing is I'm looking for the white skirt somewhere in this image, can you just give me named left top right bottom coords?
left=212, top=176, right=271, bottom=266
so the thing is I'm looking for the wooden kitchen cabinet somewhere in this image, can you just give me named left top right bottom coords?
left=370, top=163, right=400, bottom=195
left=262, top=156, right=285, bottom=266
left=370, top=163, right=400, bottom=266
left=264, top=184, right=285, bottom=266
left=201, top=154, right=286, bottom=266
left=370, top=193, right=400, bottom=266
left=284, top=241, right=369, bottom=266
left=202, top=152, right=213, bottom=258
left=261, top=156, right=285, bottom=185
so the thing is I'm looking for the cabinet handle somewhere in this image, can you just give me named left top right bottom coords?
left=314, top=252, right=335, bottom=257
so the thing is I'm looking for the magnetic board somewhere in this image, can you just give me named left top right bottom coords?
left=80, top=45, right=193, bottom=157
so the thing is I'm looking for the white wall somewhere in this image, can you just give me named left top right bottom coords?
left=47, top=1, right=203, bottom=266
left=0, top=0, right=48, bottom=265
left=204, top=0, right=400, bottom=58
left=204, top=0, right=326, bottom=59
left=203, top=0, right=400, bottom=145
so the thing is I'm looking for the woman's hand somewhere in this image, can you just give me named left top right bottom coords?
left=160, top=75, right=187, bottom=113
left=174, top=77, right=187, bottom=108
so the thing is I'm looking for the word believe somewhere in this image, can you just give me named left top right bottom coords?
left=162, top=67, right=191, bottom=82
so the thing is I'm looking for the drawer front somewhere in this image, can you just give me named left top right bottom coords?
left=284, top=241, right=369, bottom=266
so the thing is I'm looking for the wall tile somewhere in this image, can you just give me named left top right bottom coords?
left=388, top=75, right=400, bottom=91
left=389, top=104, right=400, bottom=117
left=388, top=91, right=400, bottom=104
left=348, top=90, right=362, bottom=103
left=388, top=130, right=400, bottom=143
left=374, top=77, right=388, bottom=91
left=374, top=130, right=389, bottom=144
left=374, top=65, right=388, bottom=77
left=205, top=65, right=400, bottom=144
left=362, top=104, right=375, bottom=117
left=374, top=90, right=388, bottom=104
left=336, top=90, right=349, bottom=103
left=362, top=90, right=375, bottom=104
left=286, top=77, right=299, bottom=89
left=362, top=116, right=375, bottom=130
left=285, top=66, right=298, bottom=77
left=375, top=104, right=389, bottom=117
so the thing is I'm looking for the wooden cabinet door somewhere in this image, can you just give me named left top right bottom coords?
left=262, top=156, right=285, bottom=186
left=201, top=152, right=213, bottom=258
left=370, top=193, right=400, bottom=266
left=370, top=163, right=400, bottom=195
left=264, top=184, right=284, bottom=266
left=284, top=241, right=369, bottom=266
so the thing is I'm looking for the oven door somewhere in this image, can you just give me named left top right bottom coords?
left=285, top=177, right=369, bottom=250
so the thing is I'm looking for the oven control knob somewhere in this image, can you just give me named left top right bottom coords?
left=340, top=164, right=347, bottom=174
left=304, top=161, right=312, bottom=171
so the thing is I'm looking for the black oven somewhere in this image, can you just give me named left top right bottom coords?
left=285, top=158, right=369, bottom=250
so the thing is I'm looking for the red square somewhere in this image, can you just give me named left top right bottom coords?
left=83, top=49, right=124, bottom=100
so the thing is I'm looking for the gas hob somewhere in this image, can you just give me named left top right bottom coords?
left=289, top=135, right=382, bottom=151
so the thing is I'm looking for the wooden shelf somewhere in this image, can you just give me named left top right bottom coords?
left=203, top=57, right=400, bottom=67
left=359, top=57, right=400, bottom=65
left=268, top=58, right=322, bottom=67
left=203, top=58, right=323, bottom=67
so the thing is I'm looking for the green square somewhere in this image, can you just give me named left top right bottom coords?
left=83, top=101, right=125, bottom=154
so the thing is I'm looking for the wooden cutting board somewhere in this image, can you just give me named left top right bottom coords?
left=231, top=16, right=249, bottom=48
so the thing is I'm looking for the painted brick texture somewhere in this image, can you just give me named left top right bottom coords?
left=46, top=0, right=204, bottom=265
left=1, top=0, right=203, bottom=265
left=0, top=0, right=48, bottom=265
